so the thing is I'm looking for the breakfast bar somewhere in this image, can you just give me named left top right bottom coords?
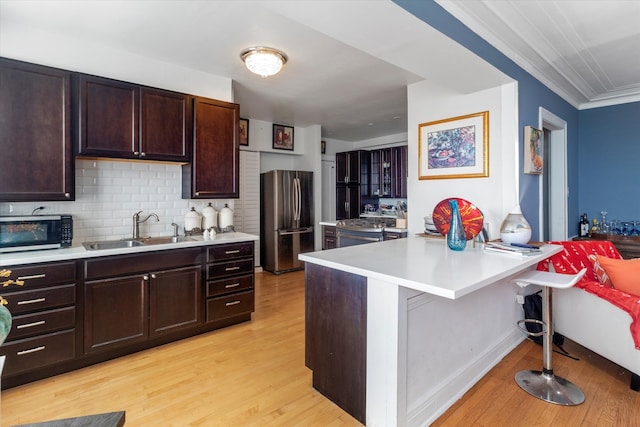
left=300, top=237, right=561, bottom=426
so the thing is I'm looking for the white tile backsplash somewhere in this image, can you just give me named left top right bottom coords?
left=0, top=159, right=235, bottom=243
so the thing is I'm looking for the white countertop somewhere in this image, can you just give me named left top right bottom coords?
left=0, top=232, right=258, bottom=266
left=299, top=236, right=561, bottom=299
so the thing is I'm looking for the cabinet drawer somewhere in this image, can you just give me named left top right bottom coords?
left=84, top=248, right=202, bottom=280
left=207, top=259, right=254, bottom=279
left=206, top=291, right=254, bottom=322
left=1, top=262, right=76, bottom=287
left=2, top=284, right=75, bottom=316
left=1, top=329, right=75, bottom=376
left=207, top=274, right=253, bottom=297
left=207, top=242, right=253, bottom=262
left=8, top=306, right=75, bottom=341
left=324, top=226, right=336, bottom=237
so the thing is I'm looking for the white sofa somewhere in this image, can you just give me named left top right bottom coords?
left=541, top=240, right=640, bottom=391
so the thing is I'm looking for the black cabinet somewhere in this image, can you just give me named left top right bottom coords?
left=83, top=248, right=202, bottom=355
left=0, top=262, right=77, bottom=377
left=182, top=97, right=240, bottom=199
left=77, top=74, right=191, bottom=162
left=336, top=150, right=369, bottom=219
left=0, top=58, right=74, bottom=202
left=393, top=145, right=408, bottom=198
left=366, top=146, right=407, bottom=198
left=323, top=225, right=337, bottom=250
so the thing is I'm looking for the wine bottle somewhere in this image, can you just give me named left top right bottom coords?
left=579, top=213, right=589, bottom=237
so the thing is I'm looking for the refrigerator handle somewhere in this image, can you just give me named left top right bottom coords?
left=293, top=177, right=301, bottom=222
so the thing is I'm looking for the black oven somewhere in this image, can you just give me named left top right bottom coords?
left=0, top=215, right=73, bottom=253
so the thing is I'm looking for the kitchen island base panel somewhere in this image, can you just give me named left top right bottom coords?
left=304, top=263, right=367, bottom=424
left=304, top=258, right=539, bottom=425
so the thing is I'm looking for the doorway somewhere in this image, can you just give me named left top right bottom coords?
left=538, top=107, right=568, bottom=241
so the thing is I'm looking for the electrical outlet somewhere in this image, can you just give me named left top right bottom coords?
left=516, top=294, right=525, bottom=305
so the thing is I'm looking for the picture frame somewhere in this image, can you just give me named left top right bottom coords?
left=418, top=111, right=489, bottom=180
left=321, top=140, right=326, bottom=154
left=523, top=125, right=543, bottom=174
left=273, top=124, right=294, bottom=151
left=239, top=118, right=249, bottom=146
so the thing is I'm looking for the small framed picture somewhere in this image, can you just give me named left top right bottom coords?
left=239, top=118, right=249, bottom=146
left=321, top=140, right=326, bottom=154
left=273, top=124, right=294, bottom=151
left=523, top=125, right=543, bottom=174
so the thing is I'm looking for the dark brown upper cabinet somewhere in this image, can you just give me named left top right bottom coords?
left=76, top=74, right=190, bottom=162
left=182, top=97, right=240, bottom=199
left=0, top=57, right=74, bottom=202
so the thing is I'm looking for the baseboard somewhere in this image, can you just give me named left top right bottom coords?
left=407, top=328, right=524, bottom=427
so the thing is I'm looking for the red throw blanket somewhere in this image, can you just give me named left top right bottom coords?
left=537, top=240, right=640, bottom=349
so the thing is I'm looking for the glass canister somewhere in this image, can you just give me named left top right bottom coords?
left=447, top=199, right=467, bottom=251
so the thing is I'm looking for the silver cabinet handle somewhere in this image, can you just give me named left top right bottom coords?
left=225, top=300, right=241, bottom=307
left=151, top=274, right=157, bottom=279
left=143, top=275, right=149, bottom=280
left=17, top=345, right=45, bottom=355
left=225, top=266, right=240, bottom=272
left=225, top=250, right=240, bottom=254
left=17, top=298, right=45, bottom=305
left=17, top=274, right=46, bottom=280
left=17, top=320, right=45, bottom=329
left=225, top=283, right=240, bottom=289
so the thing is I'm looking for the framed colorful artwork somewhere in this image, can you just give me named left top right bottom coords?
left=418, top=111, right=489, bottom=180
left=523, top=125, right=543, bottom=174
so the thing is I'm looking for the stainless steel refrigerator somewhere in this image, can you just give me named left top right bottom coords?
left=261, top=170, right=314, bottom=274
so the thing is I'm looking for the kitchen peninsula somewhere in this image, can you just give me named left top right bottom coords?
left=300, top=237, right=561, bottom=426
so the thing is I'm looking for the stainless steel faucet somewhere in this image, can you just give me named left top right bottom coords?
left=133, top=211, right=159, bottom=239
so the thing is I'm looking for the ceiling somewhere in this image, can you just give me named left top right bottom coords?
left=1, top=1, right=638, bottom=142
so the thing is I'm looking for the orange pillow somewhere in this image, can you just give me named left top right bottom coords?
left=595, top=255, right=640, bottom=296
left=588, top=254, right=612, bottom=286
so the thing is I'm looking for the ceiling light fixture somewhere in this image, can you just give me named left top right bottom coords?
left=240, top=46, right=288, bottom=78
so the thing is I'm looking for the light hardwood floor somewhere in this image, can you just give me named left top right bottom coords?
left=2, top=270, right=639, bottom=426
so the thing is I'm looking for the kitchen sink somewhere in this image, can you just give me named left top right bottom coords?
left=83, top=236, right=196, bottom=251
left=142, top=236, right=195, bottom=245
left=82, top=239, right=146, bottom=251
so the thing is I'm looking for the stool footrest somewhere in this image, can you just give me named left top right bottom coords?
left=517, top=318, right=546, bottom=337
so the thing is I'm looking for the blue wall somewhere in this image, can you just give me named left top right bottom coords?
left=578, top=102, right=640, bottom=223
left=394, top=0, right=580, bottom=238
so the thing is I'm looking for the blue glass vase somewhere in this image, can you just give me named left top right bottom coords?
left=447, top=199, right=467, bottom=251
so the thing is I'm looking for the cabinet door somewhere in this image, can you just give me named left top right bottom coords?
left=380, top=148, right=393, bottom=197
left=393, top=145, right=408, bottom=198
left=84, top=275, right=148, bottom=354
left=183, top=97, right=240, bottom=198
left=335, top=152, right=348, bottom=184
left=336, top=186, right=361, bottom=219
left=149, top=266, right=202, bottom=336
left=0, top=58, right=73, bottom=202
left=369, top=150, right=381, bottom=197
left=77, top=74, right=139, bottom=158
left=141, top=87, right=191, bottom=162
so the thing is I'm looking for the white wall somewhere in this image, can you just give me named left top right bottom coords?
left=0, top=20, right=232, bottom=101
left=407, top=80, right=519, bottom=239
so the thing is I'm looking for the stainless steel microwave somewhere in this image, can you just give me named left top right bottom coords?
left=0, top=215, right=73, bottom=253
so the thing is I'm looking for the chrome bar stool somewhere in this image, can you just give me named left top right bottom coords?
left=514, top=267, right=587, bottom=405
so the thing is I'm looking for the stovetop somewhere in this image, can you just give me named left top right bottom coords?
left=335, top=218, right=397, bottom=232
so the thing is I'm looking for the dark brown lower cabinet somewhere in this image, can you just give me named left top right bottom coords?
left=1, top=244, right=255, bottom=389
left=305, top=263, right=367, bottom=424
left=83, top=250, right=202, bottom=355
